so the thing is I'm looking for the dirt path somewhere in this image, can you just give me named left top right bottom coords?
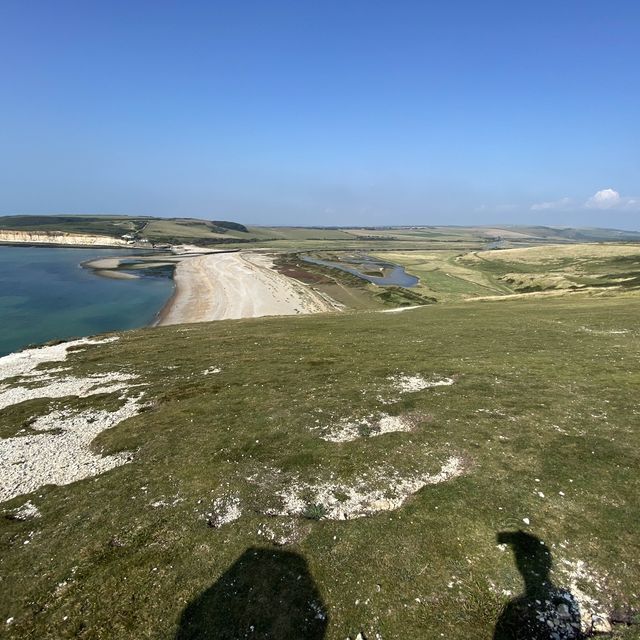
left=156, top=252, right=337, bottom=325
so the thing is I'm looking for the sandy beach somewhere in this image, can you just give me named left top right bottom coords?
left=156, top=251, right=337, bottom=325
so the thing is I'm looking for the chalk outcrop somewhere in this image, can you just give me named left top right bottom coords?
left=0, top=229, right=127, bottom=247
left=0, top=337, right=145, bottom=503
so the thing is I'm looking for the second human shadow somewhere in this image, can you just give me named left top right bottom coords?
left=494, top=530, right=582, bottom=640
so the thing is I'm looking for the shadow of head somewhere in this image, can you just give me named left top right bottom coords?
left=497, top=530, right=553, bottom=596
left=494, top=531, right=582, bottom=640
left=175, top=547, right=328, bottom=640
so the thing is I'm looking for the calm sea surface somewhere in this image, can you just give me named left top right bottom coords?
left=0, top=246, right=174, bottom=356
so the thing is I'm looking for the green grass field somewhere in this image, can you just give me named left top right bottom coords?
left=2, top=294, right=639, bottom=638
left=366, top=244, right=640, bottom=303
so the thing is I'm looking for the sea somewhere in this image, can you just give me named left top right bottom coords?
left=0, top=245, right=174, bottom=357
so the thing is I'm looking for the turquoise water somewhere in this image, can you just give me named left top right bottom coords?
left=0, top=246, right=174, bottom=356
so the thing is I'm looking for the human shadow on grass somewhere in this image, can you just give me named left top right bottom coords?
left=175, top=547, right=328, bottom=640
left=494, top=530, right=582, bottom=640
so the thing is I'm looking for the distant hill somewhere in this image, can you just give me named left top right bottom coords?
left=499, top=225, right=640, bottom=242
left=1, top=215, right=639, bottom=248
left=212, top=220, right=248, bottom=233
left=0, top=215, right=146, bottom=238
left=0, top=215, right=254, bottom=246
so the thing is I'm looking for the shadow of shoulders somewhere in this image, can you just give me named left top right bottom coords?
left=494, top=530, right=582, bottom=640
left=494, top=587, right=582, bottom=640
left=176, top=547, right=328, bottom=640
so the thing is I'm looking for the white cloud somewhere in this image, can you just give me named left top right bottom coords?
left=531, top=197, right=572, bottom=211
left=586, top=188, right=622, bottom=209
left=530, top=189, right=639, bottom=213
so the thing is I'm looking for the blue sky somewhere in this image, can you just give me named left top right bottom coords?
left=1, top=0, right=638, bottom=228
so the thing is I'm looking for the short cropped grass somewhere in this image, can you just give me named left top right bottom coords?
left=1, top=296, right=640, bottom=638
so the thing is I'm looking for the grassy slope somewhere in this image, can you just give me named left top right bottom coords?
left=1, top=296, right=640, bottom=638
left=246, top=227, right=357, bottom=241
left=460, top=244, right=640, bottom=295
left=370, top=244, right=640, bottom=303
left=0, top=216, right=264, bottom=245
left=371, top=250, right=511, bottom=301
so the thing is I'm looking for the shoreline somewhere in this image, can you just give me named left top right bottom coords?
left=0, top=240, right=135, bottom=250
left=0, top=244, right=337, bottom=355
left=153, top=278, right=178, bottom=326
left=155, top=251, right=339, bottom=326
left=93, top=269, right=140, bottom=280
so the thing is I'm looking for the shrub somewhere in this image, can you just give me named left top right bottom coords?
left=302, top=502, right=327, bottom=520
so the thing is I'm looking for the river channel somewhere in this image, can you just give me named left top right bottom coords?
left=302, top=254, right=419, bottom=287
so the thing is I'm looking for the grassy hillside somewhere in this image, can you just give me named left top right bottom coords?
left=140, top=218, right=252, bottom=244
left=371, top=250, right=511, bottom=301
left=1, top=295, right=639, bottom=638
left=271, top=243, right=640, bottom=309
left=368, top=243, right=640, bottom=303
left=460, top=244, right=640, bottom=295
left=0, top=216, right=254, bottom=246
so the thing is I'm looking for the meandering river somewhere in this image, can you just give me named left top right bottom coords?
left=302, top=254, right=419, bottom=287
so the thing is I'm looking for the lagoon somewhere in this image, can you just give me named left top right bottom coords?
left=0, top=245, right=174, bottom=356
